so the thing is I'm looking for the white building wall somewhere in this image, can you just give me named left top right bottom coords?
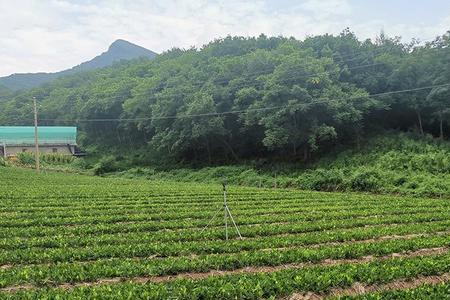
left=5, top=145, right=74, bottom=156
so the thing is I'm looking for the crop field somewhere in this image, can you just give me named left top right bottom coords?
left=0, top=167, right=449, bottom=299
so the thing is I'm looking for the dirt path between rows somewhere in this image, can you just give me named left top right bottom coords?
left=1, top=246, right=448, bottom=293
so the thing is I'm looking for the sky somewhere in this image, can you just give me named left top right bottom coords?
left=1, top=0, right=449, bottom=77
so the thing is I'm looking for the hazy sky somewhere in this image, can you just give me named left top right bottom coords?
left=1, top=0, right=449, bottom=76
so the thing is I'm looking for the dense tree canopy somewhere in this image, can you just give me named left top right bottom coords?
left=0, top=30, right=449, bottom=165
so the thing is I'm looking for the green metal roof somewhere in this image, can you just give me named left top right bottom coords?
left=0, top=126, right=77, bottom=145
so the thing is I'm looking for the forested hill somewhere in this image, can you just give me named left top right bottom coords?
left=0, top=39, right=157, bottom=91
left=0, top=30, right=449, bottom=166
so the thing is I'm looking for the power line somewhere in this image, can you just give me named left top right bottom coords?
left=117, top=35, right=446, bottom=101
left=33, top=97, right=40, bottom=172
left=38, top=83, right=450, bottom=123
left=128, top=60, right=389, bottom=104
left=141, top=60, right=385, bottom=94
left=28, top=36, right=448, bottom=125
left=32, top=59, right=392, bottom=126
left=130, top=46, right=447, bottom=99
left=23, top=36, right=445, bottom=120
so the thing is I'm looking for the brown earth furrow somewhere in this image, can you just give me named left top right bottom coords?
left=0, top=246, right=448, bottom=293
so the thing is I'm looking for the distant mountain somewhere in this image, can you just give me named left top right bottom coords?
left=0, top=39, right=157, bottom=91
left=70, top=39, right=157, bottom=72
left=0, top=84, right=11, bottom=101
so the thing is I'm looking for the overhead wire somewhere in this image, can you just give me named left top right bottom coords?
left=36, top=83, right=450, bottom=123
left=128, top=44, right=447, bottom=99
left=117, top=35, right=446, bottom=100
left=27, top=34, right=449, bottom=125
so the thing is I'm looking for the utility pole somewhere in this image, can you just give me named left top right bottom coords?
left=1, top=142, right=6, bottom=159
left=33, top=97, right=40, bottom=172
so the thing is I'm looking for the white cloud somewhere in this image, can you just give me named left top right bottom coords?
left=0, top=0, right=448, bottom=77
left=351, top=14, right=450, bottom=44
left=299, top=0, right=352, bottom=19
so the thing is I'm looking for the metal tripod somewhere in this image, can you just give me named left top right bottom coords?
left=201, top=182, right=242, bottom=240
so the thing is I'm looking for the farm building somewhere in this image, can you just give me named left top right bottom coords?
left=0, top=126, right=80, bottom=158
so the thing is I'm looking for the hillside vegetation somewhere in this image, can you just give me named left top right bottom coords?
left=0, top=30, right=449, bottom=167
left=107, top=132, right=450, bottom=197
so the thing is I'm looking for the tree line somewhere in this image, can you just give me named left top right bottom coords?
left=0, top=29, right=449, bottom=164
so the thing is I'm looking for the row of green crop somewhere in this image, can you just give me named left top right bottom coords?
left=1, top=251, right=449, bottom=299
left=1, top=220, right=448, bottom=265
left=1, top=209, right=447, bottom=242
left=1, top=201, right=446, bottom=231
left=0, top=205, right=442, bottom=231
left=1, top=219, right=448, bottom=255
left=0, top=234, right=448, bottom=289
left=0, top=186, right=301, bottom=199
left=1, top=195, right=426, bottom=221
left=0, top=191, right=443, bottom=217
left=0, top=185, right=419, bottom=202
left=335, top=282, right=450, bottom=299
left=0, top=209, right=447, bottom=257
left=1, top=198, right=433, bottom=224
left=3, top=198, right=438, bottom=223
left=1, top=194, right=441, bottom=225
left=0, top=183, right=229, bottom=201
left=1, top=192, right=379, bottom=209
left=0, top=193, right=376, bottom=214
left=0, top=190, right=393, bottom=210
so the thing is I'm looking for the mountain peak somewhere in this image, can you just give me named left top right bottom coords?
left=109, top=39, right=136, bottom=50
left=106, top=39, right=156, bottom=58
left=69, top=40, right=157, bottom=73
left=0, top=40, right=158, bottom=91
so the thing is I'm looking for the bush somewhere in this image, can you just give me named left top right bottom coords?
left=16, top=152, right=35, bottom=165
left=349, top=169, right=382, bottom=192
left=298, top=169, right=345, bottom=191
left=70, top=158, right=88, bottom=170
left=93, top=156, right=119, bottom=175
left=0, top=157, right=7, bottom=167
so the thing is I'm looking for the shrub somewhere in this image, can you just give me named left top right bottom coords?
left=349, top=169, right=382, bottom=192
left=299, top=169, right=345, bottom=192
left=93, top=156, right=119, bottom=175
left=0, top=157, right=7, bottom=167
left=392, top=175, right=407, bottom=187
left=70, top=158, right=88, bottom=170
left=17, top=152, right=35, bottom=165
